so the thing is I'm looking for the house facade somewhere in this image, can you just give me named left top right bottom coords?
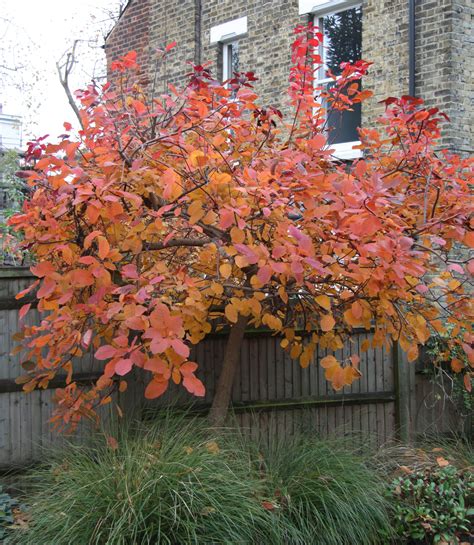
left=105, top=0, right=473, bottom=158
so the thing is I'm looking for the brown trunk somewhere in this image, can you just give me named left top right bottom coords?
left=208, top=314, right=248, bottom=427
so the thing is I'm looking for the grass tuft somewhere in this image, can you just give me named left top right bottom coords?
left=11, top=413, right=395, bottom=545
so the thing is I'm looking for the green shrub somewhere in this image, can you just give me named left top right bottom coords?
left=387, top=464, right=473, bottom=544
left=0, top=485, right=19, bottom=540
left=12, top=414, right=275, bottom=545
left=259, top=435, right=394, bottom=545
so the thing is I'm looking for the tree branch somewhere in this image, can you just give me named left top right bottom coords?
left=56, top=40, right=84, bottom=130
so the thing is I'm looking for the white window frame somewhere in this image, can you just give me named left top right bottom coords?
left=301, top=0, right=362, bottom=159
left=222, top=41, right=238, bottom=84
left=299, top=0, right=360, bottom=17
left=210, top=16, right=247, bottom=86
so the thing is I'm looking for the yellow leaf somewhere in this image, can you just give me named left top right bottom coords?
left=235, top=255, right=249, bottom=269
left=230, top=227, right=245, bottom=244
left=320, top=314, right=335, bottom=332
left=407, top=345, right=419, bottom=363
left=202, top=210, right=218, bottom=225
left=188, top=200, right=205, bottom=224
left=300, top=345, right=314, bottom=368
left=262, top=313, right=282, bottom=331
left=343, top=308, right=361, bottom=327
left=206, top=441, right=220, bottom=454
left=210, top=282, right=224, bottom=296
left=220, top=263, right=232, bottom=279
left=290, top=343, right=302, bottom=359
left=189, top=150, right=207, bottom=168
left=315, top=295, right=331, bottom=311
left=320, top=355, right=338, bottom=369
left=280, top=338, right=289, bottom=349
left=225, top=304, right=238, bottom=323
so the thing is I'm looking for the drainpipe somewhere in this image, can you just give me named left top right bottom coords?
left=195, top=0, right=202, bottom=65
left=408, top=0, right=416, bottom=96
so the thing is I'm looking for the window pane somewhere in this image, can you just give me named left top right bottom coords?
left=323, top=7, right=362, bottom=77
left=223, top=41, right=239, bottom=81
left=321, top=6, right=362, bottom=145
left=327, top=102, right=361, bottom=144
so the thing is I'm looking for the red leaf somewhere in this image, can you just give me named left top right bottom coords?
left=106, top=435, right=119, bottom=450
left=171, top=338, right=190, bottom=358
left=37, top=278, right=56, bottom=299
left=131, top=99, right=147, bottom=116
left=122, top=264, right=139, bottom=279
left=183, top=375, right=205, bottom=397
left=31, top=262, right=55, bottom=278
left=165, top=41, right=177, bottom=52
left=15, top=280, right=39, bottom=300
left=82, top=329, right=93, bottom=348
left=19, top=303, right=31, bottom=321
left=115, top=358, right=133, bottom=376
left=95, top=345, right=117, bottom=360
left=180, top=361, right=198, bottom=376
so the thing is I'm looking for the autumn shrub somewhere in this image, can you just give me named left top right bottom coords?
left=11, top=414, right=276, bottom=545
left=258, top=434, right=394, bottom=545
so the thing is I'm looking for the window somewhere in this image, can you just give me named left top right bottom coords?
left=222, top=41, right=239, bottom=84
left=300, top=0, right=363, bottom=159
left=210, top=16, right=247, bottom=85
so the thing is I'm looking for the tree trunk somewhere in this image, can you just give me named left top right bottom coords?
left=208, top=314, right=248, bottom=427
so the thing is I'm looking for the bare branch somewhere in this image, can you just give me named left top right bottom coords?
left=56, top=40, right=84, bottom=130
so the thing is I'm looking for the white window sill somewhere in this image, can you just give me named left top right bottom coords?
left=328, top=141, right=362, bottom=160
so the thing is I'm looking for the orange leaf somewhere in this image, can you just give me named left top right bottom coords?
left=315, top=295, right=331, bottom=311
left=320, top=355, right=338, bottom=369
left=436, top=456, right=449, bottom=467
left=320, top=314, right=335, bottom=332
left=144, top=377, right=168, bottom=399
left=98, top=236, right=110, bottom=260
left=464, top=373, right=472, bottom=392
left=31, top=261, right=55, bottom=278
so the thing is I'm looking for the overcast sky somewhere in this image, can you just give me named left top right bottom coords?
left=0, top=0, right=123, bottom=144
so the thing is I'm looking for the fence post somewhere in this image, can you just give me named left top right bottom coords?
left=393, top=342, right=411, bottom=442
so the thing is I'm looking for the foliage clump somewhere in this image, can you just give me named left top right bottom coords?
left=259, top=434, right=394, bottom=545
left=387, top=464, right=473, bottom=544
left=0, top=150, right=27, bottom=265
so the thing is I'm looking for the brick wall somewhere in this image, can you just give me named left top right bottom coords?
left=361, top=0, right=410, bottom=129
left=105, top=0, right=152, bottom=77
left=201, top=0, right=304, bottom=110
left=105, top=0, right=473, bottom=154
left=414, top=0, right=473, bottom=155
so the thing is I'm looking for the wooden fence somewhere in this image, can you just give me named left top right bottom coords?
left=0, top=268, right=469, bottom=469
